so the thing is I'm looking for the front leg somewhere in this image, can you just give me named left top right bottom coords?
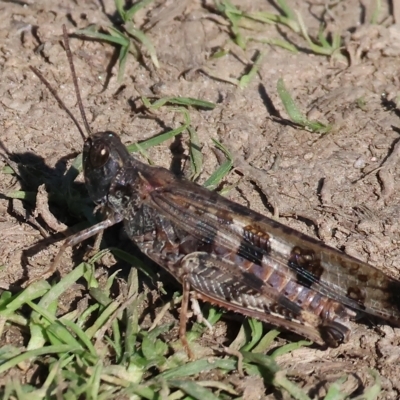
left=26, top=213, right=123, bottom=286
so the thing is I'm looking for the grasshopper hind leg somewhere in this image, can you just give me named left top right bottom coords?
left=178, top=277, right=195, bottom=360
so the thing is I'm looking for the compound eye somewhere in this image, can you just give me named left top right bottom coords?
left=90, top=143, right=110, bottom=168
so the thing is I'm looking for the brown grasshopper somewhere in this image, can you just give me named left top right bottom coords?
left=29, top=25, right=400, bottom=356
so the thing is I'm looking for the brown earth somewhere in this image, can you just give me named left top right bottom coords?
left=1, top=0, right=400, bottom=398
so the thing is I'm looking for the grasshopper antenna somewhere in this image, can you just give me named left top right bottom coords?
left=62, top=24, right=92, bottom=138
left=30, top=65, right=87, bottom=141
left=29, top=24, right=92, bottom=141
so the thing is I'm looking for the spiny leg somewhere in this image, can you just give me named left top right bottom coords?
left=190, top=296, right=213, bottom=332
left=180, top=251, right=350, bottom=347
left=25, top=214, right=122, bottom=286
left=179, top=277, right=195, bottom=360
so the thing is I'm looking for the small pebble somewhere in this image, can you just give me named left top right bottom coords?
left=353, top=157, right=365, bottom=169
left=303, top=152, right=313, bottom=160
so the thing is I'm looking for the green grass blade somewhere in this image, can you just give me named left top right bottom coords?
left=353, top=369, right=381, bottom=400
left=127, top=108, right=191, bottom=153
left=252, top=37, right=297, bottom=52
left=109, top=247, right=157, bottom=282
left=370, top=0, right=382, bottom=24
left=143, top=96, right=216, bottom=110
left=35, top=263, right=88, bottom=311
left=85, top=300, right=120, bottom=339
left=271, top=340, right=311, bottom=358
left=88, top=361, right=103, bottom=399
left=323, top=376, right=347, bottom=400
left=203, top=139, right=234, bottom=189
left=241, top=351, right=279, bottom=374
left=168, top=380, right=221, bottom=400
left=216, top=0, right=247, bottom=49
left=248, top=11, right=299, bottom=33
left=251, top=329, right=281, bottom=353
left=5, top=190, right=36, bottom=202
left=0, top=281, right=50, bottom=316
left=239, top=51, right=265, bottom=89
left=2, top=165, right=15, bottom=174
left=125, top=0, right=155, bottom=21
left=114, top=0, right=126, bottom=21
left=76, top=26, right=129, bottom=47
left=117, top=39, right=130, bottom=82
left=241, top=319, right=264, bottom=351
left=318, top=25, right=330, bottom=48
left=277, top=78, right=331, bottom=133
left=158, top=358, right=237, bottom=380
left=0, top=345, right=81, bottom=374
left=188, top=125, right=203, bottom=180
left=274, top=373, right=311, bottom=400
left=277, top=78, right=306, bottom=123
left=203, top=160, right=233, bottom=189
left=61, top=319, right=98, bottom=356
left=27, top=302, right=87, bottom=350
left=127, top=126, right=187, bottom=152
left=125, top=21, right=159, bottom=68
left=276, top=0, right=297, bottom=21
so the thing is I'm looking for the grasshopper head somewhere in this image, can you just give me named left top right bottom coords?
left=83, top=131, right=131, bottom=205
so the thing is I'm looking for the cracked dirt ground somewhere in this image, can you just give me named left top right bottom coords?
left=1, top=0, right=400, bottom=398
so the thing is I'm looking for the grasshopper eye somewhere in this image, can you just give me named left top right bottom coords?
left=90, top=143, right=110, bottom=168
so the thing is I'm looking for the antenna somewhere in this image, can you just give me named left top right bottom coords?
left=29, top=24, right=94, bottom=140
left=62, top=24, right=92, bottom=137
left=30, top=65, right=87, bottom=140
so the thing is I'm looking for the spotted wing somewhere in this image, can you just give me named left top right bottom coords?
left=148, top=180, right=400, bottom=325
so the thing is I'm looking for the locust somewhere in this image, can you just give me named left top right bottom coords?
left=29, top=25, right=400, bottom=357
